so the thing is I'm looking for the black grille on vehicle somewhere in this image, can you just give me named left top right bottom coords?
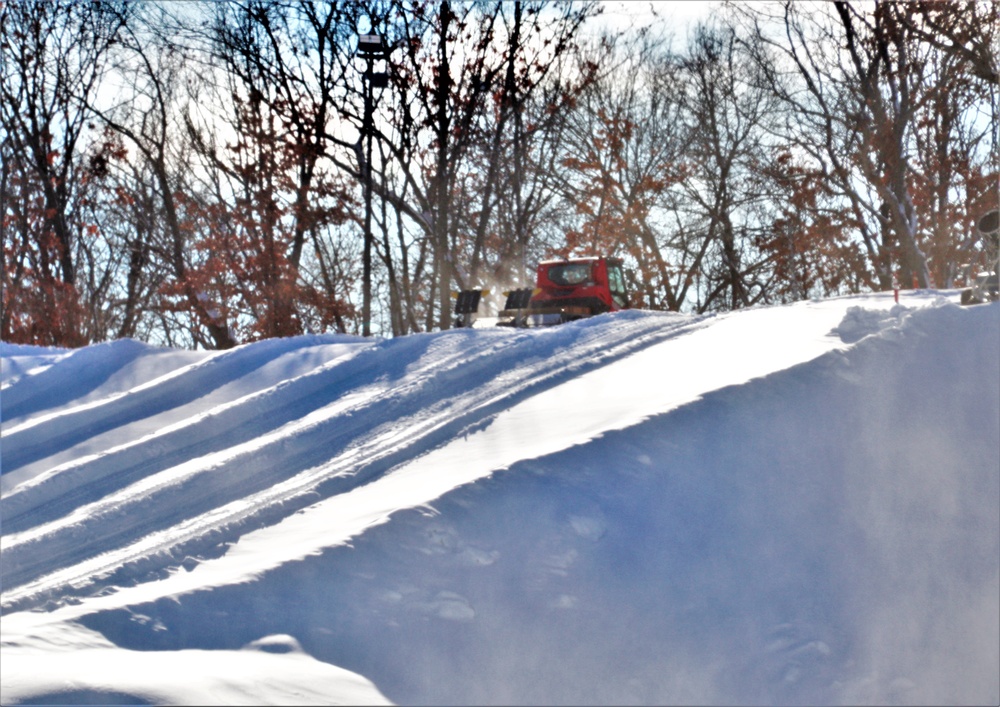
left=502, top=288, right=534, bottom=310
left=454, top=290, right=482, bottom=315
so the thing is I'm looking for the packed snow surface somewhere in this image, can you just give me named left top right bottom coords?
left=1, top=292, right=997, bottom=705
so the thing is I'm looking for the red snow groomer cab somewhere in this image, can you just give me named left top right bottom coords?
left=497, top=256, right=630, bottom=327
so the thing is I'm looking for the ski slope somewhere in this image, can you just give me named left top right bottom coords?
left=1, top=293, right=998, bottom=705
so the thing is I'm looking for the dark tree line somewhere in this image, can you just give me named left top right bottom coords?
left=3, top=0, right=997, bottom=348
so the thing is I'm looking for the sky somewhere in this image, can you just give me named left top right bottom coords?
left=600, top=0, right=724, bottom=37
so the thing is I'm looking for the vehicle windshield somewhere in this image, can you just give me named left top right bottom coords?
left=547, top=263, right=593, bottom=286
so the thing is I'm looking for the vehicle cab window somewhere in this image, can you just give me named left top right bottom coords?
left=547, top=263, right=593, bottom=286
left=607, top=263, right=628, bottom=308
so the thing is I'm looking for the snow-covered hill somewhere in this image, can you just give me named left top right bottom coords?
left=2, top=293, right=997, bottom=705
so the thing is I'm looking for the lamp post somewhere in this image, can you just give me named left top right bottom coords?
left=358, top=33, right=388, bottom=337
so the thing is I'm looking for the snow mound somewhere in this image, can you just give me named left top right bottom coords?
left=2, top=292, right=997, bottom=705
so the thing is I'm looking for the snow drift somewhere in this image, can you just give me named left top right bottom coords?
left=1, top=293, right=997, bottom=705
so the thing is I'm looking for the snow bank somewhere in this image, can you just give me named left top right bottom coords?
left=2, top=294, right=997, bottom=705
left=1, top=624, right=390, bottom=705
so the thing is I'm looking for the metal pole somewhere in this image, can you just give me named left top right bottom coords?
left=362, top=57, right=373, bottom=337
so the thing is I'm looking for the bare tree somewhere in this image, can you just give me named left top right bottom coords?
left=909, top=33, right=997, bottom=287
left=834, top=1, right=931, bottom=288
left=555, top=31, right=694, bottom=310
left=900, top=0, right=998, bottom=86
left=736, top=0, right=997, bottom=292
left=554, top=21, right=786, bottom=313
left=90, top=6, right=238, bottom=349
left=184, top=0, right=358, bottom=339
left=1, top=0, right=126, bottom=345
left=338, top=0, right=600, bottom=332
left=678, top=23, right=784, bottom=310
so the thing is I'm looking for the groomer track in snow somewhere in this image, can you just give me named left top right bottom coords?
left=2, top=311, right=703, bottom=611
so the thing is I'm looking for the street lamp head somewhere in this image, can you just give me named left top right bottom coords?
left=358, top=33, right=386, bottom=57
